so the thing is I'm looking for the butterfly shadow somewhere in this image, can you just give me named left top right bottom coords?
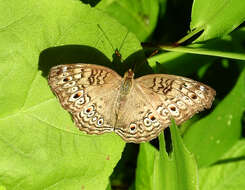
left=38, top=45, right=112, bottom=77
left=38, top=44, right=154, bottom=78
left=116, top=49, right=154, bottom=77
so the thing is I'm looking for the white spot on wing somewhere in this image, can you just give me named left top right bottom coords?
left=161, top=109, right=169, bottom=117
left=200, top=85, right=205, bottom=91
left=75, top=97, right=85, bottom=106
left=63, top=81, right=76, bottom=88
left=62, top=66, right=67, bottom=72
left=176, top=101, right=186, bottom=110
left=61, top=72, right=69, bottom=77
left=68, top=86, right=79, bottom=93
left=157, top=106, right=163, bottom=114
left=182, top=96, right=194, bottom=105
left=195, top=90, right=205, bottom=98
left=74, top=73, right=82, bottom=79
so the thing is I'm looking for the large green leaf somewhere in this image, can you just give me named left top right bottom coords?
left=97, top=0, right=160, bottom=41
left=135, top=121, right=199, bottom=190
left=184, top=67, right=245, bottom=167
left=191, top=0, right=245, bottom=42
left=0, top=1, right=143, bottom=189
left=199, top=140, right=245, bottom=190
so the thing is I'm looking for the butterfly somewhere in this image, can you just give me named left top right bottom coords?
left=48, top=64, right=216, bottom=143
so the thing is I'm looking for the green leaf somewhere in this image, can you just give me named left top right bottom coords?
left=135, top=142, right=159, bottom=190
left=97, top=0, right=159, bottom=41
left=190, top=0, right=245, bottom=42
left=199, top=140, right=245, bottom=190
left=159, top=121, right=199, bottom=190
left=0, top=1, right=143, bottom=189
left=161, top=28, right=245, bottom=61
left=0, top=186, right=6, bottom=190
left=158, top=0, right=167, bottom=18
left=160, top=43, right=245, bottom=61
left=106, top=183, right=112, bottom=190
left=148, top=50, right=216, bottom=76
left=184, top=67, right=245, bottom=167
left=135, top=121, right=199, bottom=190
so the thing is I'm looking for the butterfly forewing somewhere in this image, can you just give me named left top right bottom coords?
left=135, top=74, right=216, bottom=125
left=48, top=64, right=122, bottom=134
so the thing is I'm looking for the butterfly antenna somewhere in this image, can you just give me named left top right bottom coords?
left=97, top=24, right=130, bottom=61
left=97, top=24, right=115, bottom=52
left=132, top=61, right=137, bottom=73
left=118, top=30, right=129, bottom=53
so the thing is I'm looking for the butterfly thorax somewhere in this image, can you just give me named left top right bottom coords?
left=116, top=69, right=134, bottom=110
left=119, top=69, right=134, bottom=95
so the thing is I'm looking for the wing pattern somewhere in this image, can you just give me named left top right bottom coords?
left=48, top=64, right=121, bottom=134
left=49, top=64, right=216, bottom=143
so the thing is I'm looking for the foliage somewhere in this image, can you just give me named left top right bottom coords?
left=0, top=0, right=245, bottom=189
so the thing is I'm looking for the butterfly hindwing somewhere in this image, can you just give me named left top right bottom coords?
left=72, top=93, right=118, bottom=135
left=114, top=85, right=168, bottom=143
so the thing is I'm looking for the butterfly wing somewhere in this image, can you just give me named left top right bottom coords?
left=114, top=74, right=215, bottom=143
left=48, top=64, right=122, bottom=134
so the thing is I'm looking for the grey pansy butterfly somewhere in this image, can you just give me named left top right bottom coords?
left=48, top=64, right=215, bottom=143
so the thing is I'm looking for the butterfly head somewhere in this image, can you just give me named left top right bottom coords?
left=124, top=69, right=134, bottom=79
